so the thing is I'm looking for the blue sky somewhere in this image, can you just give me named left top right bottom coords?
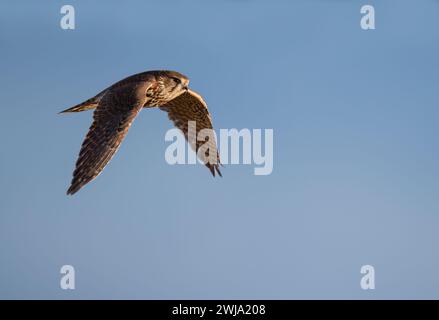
left=1, top=0, right=439, bottom=299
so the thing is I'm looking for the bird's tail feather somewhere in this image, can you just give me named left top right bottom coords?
left=59, top=99, right=98, bottom=114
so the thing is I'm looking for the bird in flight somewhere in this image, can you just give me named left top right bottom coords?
left=60, top=70, right=221, bottom=195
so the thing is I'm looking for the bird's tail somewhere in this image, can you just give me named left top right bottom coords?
left=59, top=98, right=99, bottom=114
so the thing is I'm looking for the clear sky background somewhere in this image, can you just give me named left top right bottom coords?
left=1, top=0, right=439, bottom=299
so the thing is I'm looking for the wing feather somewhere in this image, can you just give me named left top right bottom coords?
left=160, top=90, right=222, bottom=176
left=66, top=83, right=148, bottom=195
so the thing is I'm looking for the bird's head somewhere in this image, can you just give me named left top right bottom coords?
left=155, top=70, right=190, bottom=101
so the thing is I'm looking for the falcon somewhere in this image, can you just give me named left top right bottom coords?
left=60, top=70, right=222, bottom=195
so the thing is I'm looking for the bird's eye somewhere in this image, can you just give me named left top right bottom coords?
left=172, top=77, right=181, bottom=85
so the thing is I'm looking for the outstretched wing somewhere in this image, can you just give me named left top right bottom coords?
left=160, top=89, right=222, bottom=176
left=67, top=82, right=149, bottom=195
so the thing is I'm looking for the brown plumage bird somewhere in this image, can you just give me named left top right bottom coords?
left=61, top=70, right=221, bottom=195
